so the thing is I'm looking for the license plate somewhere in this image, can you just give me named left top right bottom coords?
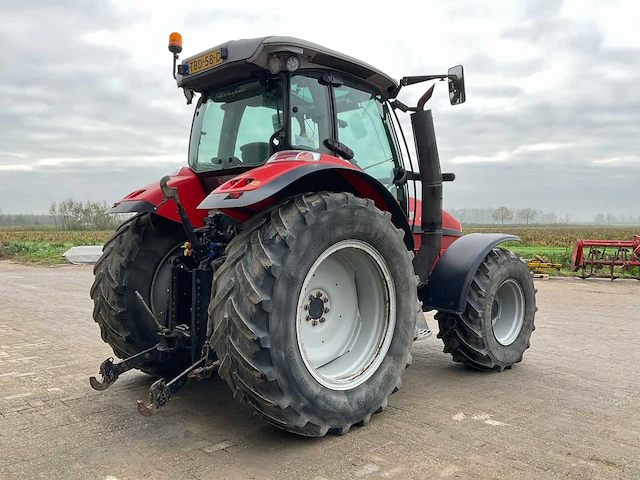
left=187, top=49, right=225, bottom=75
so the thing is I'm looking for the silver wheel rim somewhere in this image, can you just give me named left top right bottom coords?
left=491, top=279, right=525, bottom=346
left=295, top=240, right=396, bottom=391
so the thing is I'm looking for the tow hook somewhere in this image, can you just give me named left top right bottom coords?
left=136, top=359, right=220, bottom=416
left=89, top=291, right=185, bottom=391
left=89, top=345, right=161, bottom=391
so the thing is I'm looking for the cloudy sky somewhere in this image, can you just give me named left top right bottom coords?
left=1, top=0, right=638, bottom=220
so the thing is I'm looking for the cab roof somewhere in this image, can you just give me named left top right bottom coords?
left=176, top=36, right=399, bottom=97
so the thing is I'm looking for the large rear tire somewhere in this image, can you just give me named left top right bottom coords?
left=208, top=192, right=417, bottom=437
left=435, top=247, right=536, bottom=371
left=90, top=213, right=191, bottom=377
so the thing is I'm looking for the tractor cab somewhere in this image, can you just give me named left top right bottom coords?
left=173, top=36, right=414, bottom=205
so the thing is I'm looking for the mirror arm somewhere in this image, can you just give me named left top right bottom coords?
left=400, top=74, right=448, bottom=87
left=389, top=74, right=448, bottom=99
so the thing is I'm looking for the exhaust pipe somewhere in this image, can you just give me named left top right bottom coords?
left=411, top=108, right=442, bottom=284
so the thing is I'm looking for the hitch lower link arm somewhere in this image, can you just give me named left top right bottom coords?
left=89, top=290, right=174, bottom=391
left=89, top=345, right=162, bottom=391
left=135, top=358, right=220, bottom=416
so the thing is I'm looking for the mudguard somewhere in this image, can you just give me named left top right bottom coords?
left=107, top=167, right=209, bottom=227
left=198, top=150, right=415, bottom=249
left=418, top=233, right=520, bottom=314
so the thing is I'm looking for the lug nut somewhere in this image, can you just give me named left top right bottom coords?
left=323, top=297, right=329, bottom=303
left=304, top=304, right=309, bottom=310
left=308, top=294, right=314, bottom=301
left=312, top=320, right=318, bottom=326
left=316, top=291, right=322, bottom=298
left=320, top=317, right=326, bottom=323
left=306, top=315, right=311, bottom=321
left=324, top=308, right=330, bottom=313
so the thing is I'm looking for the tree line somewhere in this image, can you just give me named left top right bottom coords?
left=447, top=207, right=564, bottom=225
left=2, top=202, right=639, bottom=228
left=0, top=213, right=55, bottom=227
left=0, top=199, right=128, bottom=230
left=447, top=207, right=640, bottom=225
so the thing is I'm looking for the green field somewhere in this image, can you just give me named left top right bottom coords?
left=1, top=225, right=638, bottom=276
left=463, top=225, right=639, bottom=246
left=502, top=244, right=571, bottom=263
left=0, top=230, right=111, bottom=264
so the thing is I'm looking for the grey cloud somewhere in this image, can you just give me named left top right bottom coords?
left=0, top=0, right=638, bottom=221
left=521, top=0, right=566, bottom=20
left=441, top=158, right=640, bottom=219
left=182, top=8, right=280, bottom=26
left=0, top=162, right=184, bottom=214
left=502, top=17, right=604, bottom=52
left=472, top=85, right=525, bottom=98
left=2, top=0, right=140, bottom=30
left=0, top=0, right=191, bottom=171
left=393, top=12, right=640, bottom=220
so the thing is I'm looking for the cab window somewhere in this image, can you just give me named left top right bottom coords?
left=189, top=78, right=284, bottom=172
left=289, top=74, right=332, bottom=152
left=334, top=81, right=396, bottom=180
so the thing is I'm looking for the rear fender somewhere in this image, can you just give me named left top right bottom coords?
left=197, top=150, right=414, bottom=249
left=419, top=233, right=520, bottom=314
left=107, top=167, right=209, bottom=227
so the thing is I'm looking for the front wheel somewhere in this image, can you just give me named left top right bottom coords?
left=208, top=192, right=418, bottom=437
left=435, top=247, right=536, bottom=371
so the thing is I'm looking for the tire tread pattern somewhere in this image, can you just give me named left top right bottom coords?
left=435, top=248, right=536, bottom=372
left=90, top=213, right=187, bottom=376
left=208, top=192, right=414, bottom=437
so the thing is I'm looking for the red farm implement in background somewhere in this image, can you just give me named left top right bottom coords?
left=571, top=235, right=640, bottom=280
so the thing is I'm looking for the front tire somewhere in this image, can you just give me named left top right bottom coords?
left=208, top=192, right=417, bottom=437
left=435, top=247, right=536, bottom=371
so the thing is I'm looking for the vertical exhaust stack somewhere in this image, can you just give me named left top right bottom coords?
left=411, top=108, right=442, bottom=284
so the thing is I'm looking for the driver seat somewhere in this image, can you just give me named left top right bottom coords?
left=239, top=142, right=270, bottom=165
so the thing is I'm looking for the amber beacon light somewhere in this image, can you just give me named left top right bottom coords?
left=169, top=32, right=183, bottom=80
left=169, top=32, right=183, bottom=53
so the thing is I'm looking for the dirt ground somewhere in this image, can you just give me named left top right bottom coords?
left=0, top=261, right=638, bottom=480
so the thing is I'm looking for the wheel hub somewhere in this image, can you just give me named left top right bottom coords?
left=304, top=290, right=330, bottom=326
left=491, top=297, right=502, bottom=325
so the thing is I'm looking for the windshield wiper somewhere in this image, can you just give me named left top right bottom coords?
left=362, top=158, right=393, bottom=172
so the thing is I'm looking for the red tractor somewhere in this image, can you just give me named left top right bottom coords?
left=89, top=34, right=536, bottom=437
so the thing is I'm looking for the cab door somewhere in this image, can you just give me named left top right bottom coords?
left=330, top=77, right=409, bottom=214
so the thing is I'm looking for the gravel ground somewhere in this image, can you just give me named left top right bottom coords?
left=0, top=261, right=638, bottom=480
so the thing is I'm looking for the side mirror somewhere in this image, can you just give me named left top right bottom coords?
left=447, top=65, right=466, bottom=105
